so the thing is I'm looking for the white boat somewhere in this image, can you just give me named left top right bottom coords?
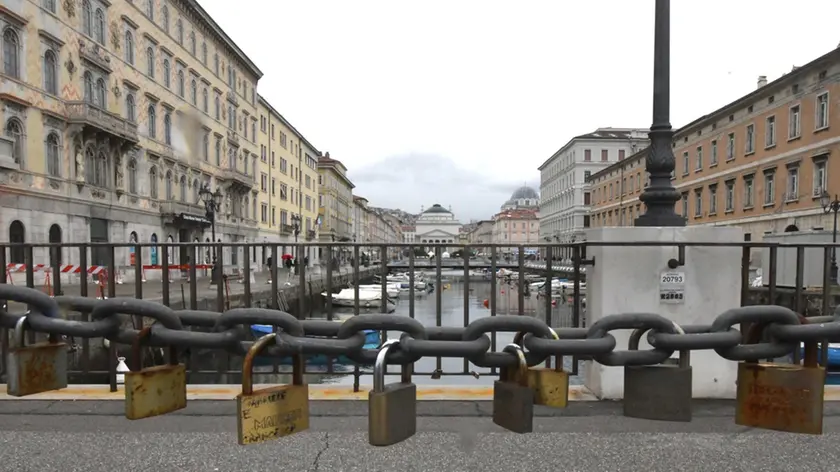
left=322, top=288, right=397, bottom=310
left=355, top=284, right=401, bottom=298
left=530, top=278, right=586, bottom=291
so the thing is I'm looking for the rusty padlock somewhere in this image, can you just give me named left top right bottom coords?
left=124, top=326, right=187, bottom=420
left=735, top=320, right=825, bottom=434
left=492, top=343, right=534, bottom=433
left=514, top=328, right=569, bottom=408
left=6, top=315, right=68, bottom=397
left=236, top=333, right=309, bottom=445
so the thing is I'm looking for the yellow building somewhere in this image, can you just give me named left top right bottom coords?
left=256, top=95, right=320, bottom=262
left=318, top=153, right=353, bottom=261
left=0, top=0, right=261, bottom=278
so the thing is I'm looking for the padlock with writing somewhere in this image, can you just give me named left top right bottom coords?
left=124, top=326, right=187, bottom=420
left=514, top=328, right=569, bottom=408
left=492, top=343, right=534, bottom=433
left=623, top=323, right=692, bottom=422
left=236, top=333, right=309, bottom=445
left=735, top=322, right=825, bottom=435
left=369, top=339, right=417, bottom=446
left=6, top=315, right=68, bottom=397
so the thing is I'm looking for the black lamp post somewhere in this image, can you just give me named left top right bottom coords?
left=199, top=185, right=223, bottom=282
left=290, top=213, right=301, bottom=274
left=635, top=0, right=685, bottom=227
left=821, top=191, right=840, bottom=283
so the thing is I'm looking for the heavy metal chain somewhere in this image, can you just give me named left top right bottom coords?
left=1, top=285, right=838, bottom=368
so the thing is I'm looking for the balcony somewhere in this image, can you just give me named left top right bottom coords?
left=226, top=91, right=239, bottom=106
left=226, top=130, right=239, bottom=146
left=66, top=101, right=139, bottom=144
left=306, top=230, right=316, bottom=241
left=219, top=168, right=255, bottom=189
left=280, top=224, right=294, bottom=234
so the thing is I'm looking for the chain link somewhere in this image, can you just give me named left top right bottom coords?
left=0, top=285, right=837, bottom=368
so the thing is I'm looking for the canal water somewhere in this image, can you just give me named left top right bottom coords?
left=253, top=271, right=586, bottom=387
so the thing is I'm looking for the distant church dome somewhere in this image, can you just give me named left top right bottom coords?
left=502, top=186, right=539, bottom=210
left=423, top=203, right=451, bottom=214
left=510, top=186, right=539, bottom=200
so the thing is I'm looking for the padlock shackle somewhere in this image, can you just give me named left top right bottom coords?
left=12, top=315, right=28, bottom=350
left=131, top=326, right=153, bottom=372
left=373, top=339, right=407, bottom=393
left=241, top=333, right=278, bottom=396
left=501, top=343, right=529, bottom=387
left=513, top=329, right=564, bottom=372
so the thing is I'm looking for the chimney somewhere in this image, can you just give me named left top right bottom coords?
left=757, top=76, right=768, bottom=89
left=324, top=151, right=330, bottom=158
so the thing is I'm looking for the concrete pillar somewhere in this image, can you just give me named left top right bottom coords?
left=583, top=226, right=742, bottom=399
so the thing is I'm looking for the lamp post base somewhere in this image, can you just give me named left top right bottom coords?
left=634, top=212, right=687, bottom=228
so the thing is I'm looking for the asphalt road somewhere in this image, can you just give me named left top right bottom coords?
left=2, top=400, right=839, bottom=471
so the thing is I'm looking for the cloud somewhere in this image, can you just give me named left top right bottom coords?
left=348, top=153, right=538, bottom=221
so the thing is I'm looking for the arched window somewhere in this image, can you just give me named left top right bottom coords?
left=176, top=19, right=183, bottom=44
left=42, top=0, right=57, bottom=13
left=83, top=71, right=94, bottom=102
left=145, top=0, right=154, bottom=19
left=45, top=132, right=60, bottom=177
left=213, top=53, right=219, bottom=75
left=150, top=233, right=159, bottom=265
left=124, top=30, right=134, bottom=64
left=165, top=171, right=173, bottom=199
left=179, top=175, right=186, bottom=201
left=214, top=96, right=220, bottom=120
left=84, top=146, right=94, bottom=182
left=95, top=151, right=107, bottom=187
left=162, top=59, right=170, bottom=87
left=48, top=224, right=62, bottom=266
left=81, top=0, right=92, bottom=36
left=3, top=28, right=20, bottom=78
left=9, top=220, right=25, bottom=263
left=189, top=31, right=196, bottom=55
left=193, top=179, right=200, bottom=203
left=177, top=70, right=184, bottom=96
left=163, top=113, right=171, bottom=145
left=215, top=139, right=221, bottom=166
left=125, top=93, right=136, bottom=122
left=161, top=6, right=169, bottom=32
left=4, top=119, right=23, bottom=164
left=146, top=47, right=154, bottom=77
left=202, top=88, right=208, bottom=112
left=43, top=50, right=57, bottom=95
left=94, top=8, right=105, bottom=44
left=149, top=166, right=158, bottom=198
left=243, top=196, right=249, bottom=218
left=147, top=105, right=156, bottom=138
left=95, top=78, right=106, bottom=107
left=201, top=42, right=207, bottom=63
left=190, top=79, right=197, bottom=105
left=128, top=159, right=137, bottom=193
left=166, top=235, right=175, bottom=264
left=202, top=134, right=209, bottom=161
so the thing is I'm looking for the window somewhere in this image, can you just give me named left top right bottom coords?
left=786, top=166, right=799, bottom=201
left=681, top=192, right=688, bottom=217
left=162, top=6, right=169, bottom=32
left=146, top=0, right=154, bottom=19
left=816, top=93, right=829, bottom=129
left=814, top=159, right=827, bottom=196
left=189, top=31, right=196, bottom=55
left=584, top=149, right=591, bottom=161
left=82, top=0, right=92, bottom=36
left=45, top=133, right=60, bottom=177
left=84, top=72, right=94, bottom=102
left=128, top=159, right=137, bottom=193
left=3, top=28, right=20, bottom=78
left=192, top=179, right=199, bottom=203
left=693, top=189, right=702, bottom=217
left=583, top=170, right=591, bottom=181
left=9, top=221, right=25, bottom=263
left=125, top=93, right=136, bottom=122
left=179, top=175, right=186, bottom=201
left=149, top=166, right=158, bottom=198
left=176, top=19, right=183, bottom=44
left=618, top=149, right=625, bottom=160
left=789, top=105, right=801, bottom=138
left=147, top=105, right=156, bottom=138
left=94, top=8, right=105, bottom=44
left=163, top=113, right=171, bottom=144
left=601, top=149, right=608, bottom=161
left=124, top=31, right=134, bottom=64
left=214, top=96, right=220, bottom=119
left=763, top=172, right=775, bottom=206
left=710, top=140, right=718, bottom=165
left=765, top=116, right=776, bottom=147
left=202, top=134, right=209, bottom=161
left=202, top=88, right=208, bottom=112
left=91, top=150, right=107, bottom=187
left=695, top=146, right=702, bottom=170
left=215, top=138, right=221, bottom=166
left=726, top=133, right=735, bottom=160
left=177, top=70, right=184, bottom=96
left=743, top=176, right=754, bottom=208
left=146, top=47, right=154, bottom=77
left=682, top=151, right=689, bottom=174
left=725, top=180, right=734, bottom=212
left=96, top=78, right=106, bottom=107
left=709, top=185, right=718, bottom=214
left=165, top=171, right=173, bottom=199
left=201, top=42, right=207, bottom=63
left=190, top=79, right=197, bottom=105
left=43, top=50, right=58, bottom=95
left=42, top=0, right=57, bottom=13
left=745, top=124, right=755, bottom=154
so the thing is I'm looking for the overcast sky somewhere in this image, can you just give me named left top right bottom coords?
left=200, top=0, right=840, bottom=221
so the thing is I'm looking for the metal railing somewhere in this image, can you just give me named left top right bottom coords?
left=0, top=241, right=838, bottom=392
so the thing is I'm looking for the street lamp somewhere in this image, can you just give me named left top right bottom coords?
left=634, top=0, right=685, bottom=227
left=821, top=191, right=840, bottom=283
left=291, top=214, right=302, bottom=242
left=199, top=185, right=223, bottom=282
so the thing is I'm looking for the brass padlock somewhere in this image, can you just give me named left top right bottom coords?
left=492, top=343, right=534, bottom=433
left=514, top=328, right=569, bottom=408
left=369, top=339, right=417, bottom=446
left=623, top=323, right=692, bottom=422
left=237, top=333, right=310, bottom=445
left=124, top=326, right=187, bottom=420
left=6, top=315, right=68, bottom=397
left=735, top=324, right=825, bottom=434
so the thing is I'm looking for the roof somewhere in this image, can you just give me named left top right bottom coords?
left=186, top=0, right=262, bottom=79
left=510, top=186, right=539, bottom=200
left=257, top=94, right=320, bottom=155
left=495, top=208, right=538, bottom=220
left=537, top=127, right=649, bottom=171
left=423, top=204, right=451, bottom=214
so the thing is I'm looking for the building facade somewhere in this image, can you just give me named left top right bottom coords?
left=0, top=0, right=264, bottom=281
left=589, top=46, right=840, bottom=263
left=317, top=153, right=353, bottom=261
left=492, top=209, right=539, bottom=254
left=415, top=204, right=461, bottom=252
left=537, top=128, right=648, bottom=248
